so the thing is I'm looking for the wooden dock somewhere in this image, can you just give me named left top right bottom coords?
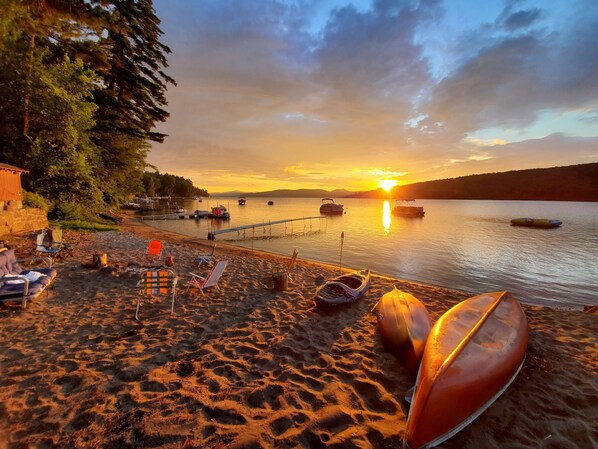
left=139, top=210, right=210, bottom=220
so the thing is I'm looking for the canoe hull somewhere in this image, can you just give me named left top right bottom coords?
left=405, top=291, right=528, bottom=449
left=375, top=287, right=432, bottom=378
left=315, top=270, right=370, bottom=306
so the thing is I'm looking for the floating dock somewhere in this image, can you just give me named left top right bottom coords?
left=208, top=216, right=324, bottom=240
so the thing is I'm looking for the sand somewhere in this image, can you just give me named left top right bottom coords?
left=0, top=216, right=596, bottom=449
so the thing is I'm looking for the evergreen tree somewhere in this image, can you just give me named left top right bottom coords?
left=89, top=0, right=176, bottom=205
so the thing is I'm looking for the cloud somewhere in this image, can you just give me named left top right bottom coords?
left=418, top=1, right=598, bottom=139
left=149, top=0, right=598, bottom=192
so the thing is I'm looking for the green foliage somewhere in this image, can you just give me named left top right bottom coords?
left=22, top=191, right=50, bottom=211
left=49, top=220, right=119, bottom=232
left=52, top=201, right=97, bottom=222
left=0, top=0, right=181, bottom=220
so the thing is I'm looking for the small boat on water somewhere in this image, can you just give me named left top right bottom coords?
left=268, top=200, right=274, bottom=205
left=392, top=199, right=425, bottom=218
left=208, top=205, right=230, bottom=219
left=373, top=287, right=432, bottom=378
left=510, top=218, right=562, bottom=228
left=404, top=291, right=528, bottom=449
left=238, top=197, right=246, bottom=205
left=315, top=269, right=370, bottom=307
left=320, top=198, right=344, bottom=215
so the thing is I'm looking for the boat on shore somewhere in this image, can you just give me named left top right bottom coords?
left=320, top=198, right=344, bottom=215
left=373, top=287, right=432, bottom=379
left=404, top=291, right=528, bottom=449
left=392, top=199, right=425, bottom=217
left=510, top=218, right=562, bottom=228
left=315, top=269, right=370, bottom=307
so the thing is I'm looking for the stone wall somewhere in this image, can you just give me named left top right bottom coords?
left=0, top=208, right=48, bottom=237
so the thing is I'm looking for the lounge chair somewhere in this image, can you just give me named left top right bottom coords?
left=0, top=249, right=57, bottom=309
left=186, top=260, right=228, bottom=296
left=135, top=269, right=177, bottom=320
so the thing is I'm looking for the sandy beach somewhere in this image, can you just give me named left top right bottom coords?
left=0, top=216, right=596, bottom=449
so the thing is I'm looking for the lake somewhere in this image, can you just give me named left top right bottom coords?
left=139, top=198, right=598, bottom=309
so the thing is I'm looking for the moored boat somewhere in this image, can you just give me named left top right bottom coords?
left=373, top=287, right=432, bottom=378
left=320, top=198, right=344, bottom=214
left=315, top=269, right=370, bottom=307
left=404, top=291, right=528, bottom=449
left=392, top=199, right=425, bottom=217
left=208, top=205, right=230, bottom=219
left=510, top=218, right=562, bottom=228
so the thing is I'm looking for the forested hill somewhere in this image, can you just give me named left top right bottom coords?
left=390, top=163, right=598, bottom=201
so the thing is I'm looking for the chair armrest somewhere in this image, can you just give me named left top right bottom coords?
left=189, top=272, right=207, bottom=281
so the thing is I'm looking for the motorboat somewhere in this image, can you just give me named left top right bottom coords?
left=315, top=269, right=370, bottom=307
left=268, top=201, right=274, bottom=205
left=392, top=199, right=425, bottom=217
left=404, top=291, right=528, bottom=449
left=510, top=218, right=562, bottom=228
left=373, top=287, right=432, bottom=379
left=208, top=205, right=230, bottom=219
left=238, top=197, right=246, bottom=205
left=320, top=198, right=344, bottom=214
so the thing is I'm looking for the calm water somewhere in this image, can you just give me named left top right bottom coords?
left=140, top=198, right=598, bottom=309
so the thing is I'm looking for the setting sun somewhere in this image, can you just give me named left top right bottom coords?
left=378, top=179, right=397, bottom=192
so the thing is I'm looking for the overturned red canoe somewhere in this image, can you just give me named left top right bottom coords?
left=374, top=287, right=432, bottom=378
left=404, top=291, right=528, bottom=449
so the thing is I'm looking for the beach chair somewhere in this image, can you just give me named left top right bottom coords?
left=146, top=239, right=163, bottom=263
left=195, top=244, right=216, bottom=266
left=35, top=232, right=60, bottom=265
left=273, top=248, right=299, bottom=280
left=49, top=229, right=72, bottom=252
left=135, top=268, right=177, bottom=320
left=186, top=260, right=228, bottom=296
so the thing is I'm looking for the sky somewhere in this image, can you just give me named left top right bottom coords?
left=149, top=0, right=598, bottom=194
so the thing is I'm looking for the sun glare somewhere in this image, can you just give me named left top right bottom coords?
left=378, top=179, right=397, bottom=192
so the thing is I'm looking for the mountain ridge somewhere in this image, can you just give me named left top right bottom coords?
left=211, top=162, right=598, bottom=201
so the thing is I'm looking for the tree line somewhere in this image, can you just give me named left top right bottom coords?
left=390, top=163, right=598, bottom=202
left=142, top=171, right=208, bottom=198
left=0, top=0, right=206, bottom=220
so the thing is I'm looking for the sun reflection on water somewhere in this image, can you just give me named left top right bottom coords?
left=382, top=200, right=391, bottom=233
